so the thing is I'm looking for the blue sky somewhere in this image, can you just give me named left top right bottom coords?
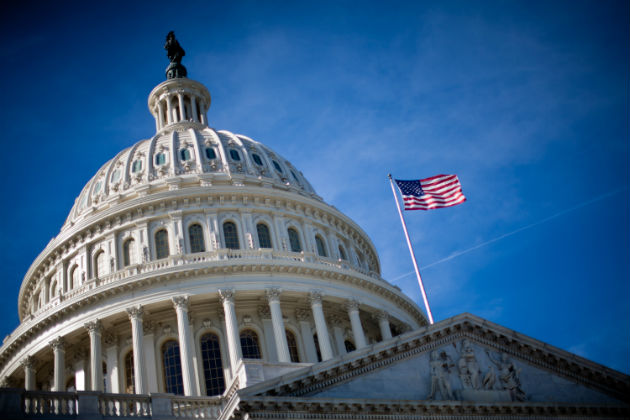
left=0, top=1, right=627, bottom=373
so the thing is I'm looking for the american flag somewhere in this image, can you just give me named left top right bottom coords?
left=395, top=175, right=466, bottom=210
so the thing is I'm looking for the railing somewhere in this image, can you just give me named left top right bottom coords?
left=23, top=249, right=383, bottom=322
left=99, top=393, right=151, bottom=417
left=171, top=396, right=223, bottom=418
left=1, top=389, right=225, bottom=419
left=23, top=390, right=77, bottom=416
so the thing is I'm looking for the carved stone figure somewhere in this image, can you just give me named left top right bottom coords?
left=428, top=350, right=455, bottom=400
left=486, top=351, right=526, bottom=401
left=482, top=365, right=496, bottom=390
left=457, top=339, right=481, bottom=389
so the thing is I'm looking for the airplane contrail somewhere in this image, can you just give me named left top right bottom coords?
left=391, top=186, right=627, bottom=281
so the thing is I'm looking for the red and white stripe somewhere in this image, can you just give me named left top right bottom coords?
left=403, top=174, right=466, bottom=210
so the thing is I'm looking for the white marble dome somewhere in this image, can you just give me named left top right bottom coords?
left=1, top=65, right=426, bottom=398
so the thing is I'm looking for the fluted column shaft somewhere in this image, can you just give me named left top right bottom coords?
left=309, top=291, right=333, bottom=360
left=266, top=289, right=290, bottom=363
left=84, top=320, right=103, bottom=391
left=49, top=337, right=65, bottom=391
left=126, top=306, right=146, bottom=394
left=346, top=300, right=367, bottom=349
left=219, top=289, right=242, bottom=373
left=377, top=311, right=393, bottom=340
left=157, top=101, right=165, bottom=129
left=173, top=296, right=197, bottom=396
left=190, top=96, right=198, bottom=122
left=21, top=356, right=35, bottom=390
left=166, top=96, right=173, bottom=124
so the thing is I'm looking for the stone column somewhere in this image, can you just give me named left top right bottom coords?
left=190, top=96, right=198, bottom=122
left=266, top=288, right=290, bottom=363
left=142, top=321, right=159, bottom=393
left=345, top=300, right=367, bottom=349
left=328, top=316, right=347, bottom=355
left=172, top=296, right=197, bottom=396
left=84, top=320, right=103, bottom=391
left=21, top=356, right=36, bottom=391
left=126, top=305, right=146, bottom=394
left=157, top=101, right=165, bottom=129
left=308, top=291, right=333, bottom=361
left=219, top=289, right=242, bottom=373
left=166, top=95, right=173, bottom=124
left=103, top=331, right=120, bottom=393
left=177, top=93, right=185, bottom=121
left=49, top=337, right=65, bottom=391
left=258, top=306, right=277, bottom=362
left=296, top=309, right=318, bottom=363
left=376, top=310, right=393, bottom=341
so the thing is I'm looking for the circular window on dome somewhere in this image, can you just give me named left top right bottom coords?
left=92, top=180, right=103, bottom=196
left=252, top=153, right=263, bottom=166
left=155, top=152, right=166, bottom=166
left=272, top=160, right=283, bottom=173
left=205, top=147, right=216, bottom=160
left=111, top=168, right=121, bottom=183
left=180, top=148, right=191, bottom=161
left=229, top=149, right=241, bottom=161
left=132, top=160, right=143, bottom=173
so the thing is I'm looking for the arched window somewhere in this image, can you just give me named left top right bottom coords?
left=239, top=330, right=261, bottom=359
left=95, top=251, right=107, bottom=278
left=189, top=224, right=205, bottom=253
left=205, top=147, right=216, bottom=160
left=256, top=223, right=272, bottom=249
left=223, top=221, right=240, bottom=250
left=155, top=230, right=170, bottom=259
left=200, top=333, right=226, bottom=396
left=123, top=238, right=136, bottom=267
left=251, top=153, right=263, bottom=166
left=70, top=265, right=80, bottom=289
left=344, top=340, right=356, bottom=353
left=229, top=149, right=241, bottom=161
left=132, top=160, right=143, bottom=173
left=288, top=228, right=302, bottom=253
left=180, top=148, right=191, bottom=161
left=155, top=153, right=166, bottom=165
left=286, top=330, right=300, bottom=363
left=338, top=245, right=347, bottom=261
left=315, top=235, right=327, bottom=257
left=162, top=340, right=184, bottom=395
left=50, top=280, right=58, bottom=298
left=124, top=351, right=135, bottom=394
left=272, top=160, right=283, bottom=173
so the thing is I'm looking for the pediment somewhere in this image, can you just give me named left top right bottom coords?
left=241, top=313, right=629, bottom=407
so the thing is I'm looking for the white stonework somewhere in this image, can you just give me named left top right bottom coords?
left=0, top=49, right=628, bottom=419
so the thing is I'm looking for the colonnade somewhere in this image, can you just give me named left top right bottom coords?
left=155, top=90, right=207, bottom=131
left=20, top=290, right=394, bottom=396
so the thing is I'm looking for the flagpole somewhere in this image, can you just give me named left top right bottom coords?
left=388, top=174, right=434, bottom=325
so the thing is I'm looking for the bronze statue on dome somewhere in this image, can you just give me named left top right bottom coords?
left=164, top=31, right=187, bottom=79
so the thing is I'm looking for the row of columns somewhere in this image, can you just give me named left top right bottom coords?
left=156, top=92, right=207, bottom=130
left=24, top=290, right=394, bottom=396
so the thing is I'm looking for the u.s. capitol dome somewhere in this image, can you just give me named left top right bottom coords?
left=0, top=34, right=425, bottom=398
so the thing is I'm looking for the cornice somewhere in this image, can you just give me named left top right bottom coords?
left=241, top=314, right=629, bottom=404
left=227, top=396, right=630, bottom=420
left=19, top=185, right=381, bottom=317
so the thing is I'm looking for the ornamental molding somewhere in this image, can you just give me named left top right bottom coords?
left=20, top=184, right=377, bottom=314
left=239, top=314, right=630, bottom=403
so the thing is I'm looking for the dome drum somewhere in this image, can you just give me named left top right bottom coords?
left=148, top=78, right=211, bottom=132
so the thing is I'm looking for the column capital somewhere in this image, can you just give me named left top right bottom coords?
left=265, top=287, right=282, bottom=303
left=49, top=336, right=66, bottom=351
left=172, top=295, right=190, bottom=311
left=308, top=290, right=323, bottom=305
left=84, top=319, right=102, bottom=334
left=218, top=288, right=235, bottom=304
left=20, top=356, right=35, bottom=369
left=126, top=305, right=144, bottom=320
left=344, top=299, right=360, bottom=312
left=375, top=310, right=389, bottom=321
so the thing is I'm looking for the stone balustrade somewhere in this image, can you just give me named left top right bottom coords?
left=0, top=388, right=224, bottom=419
